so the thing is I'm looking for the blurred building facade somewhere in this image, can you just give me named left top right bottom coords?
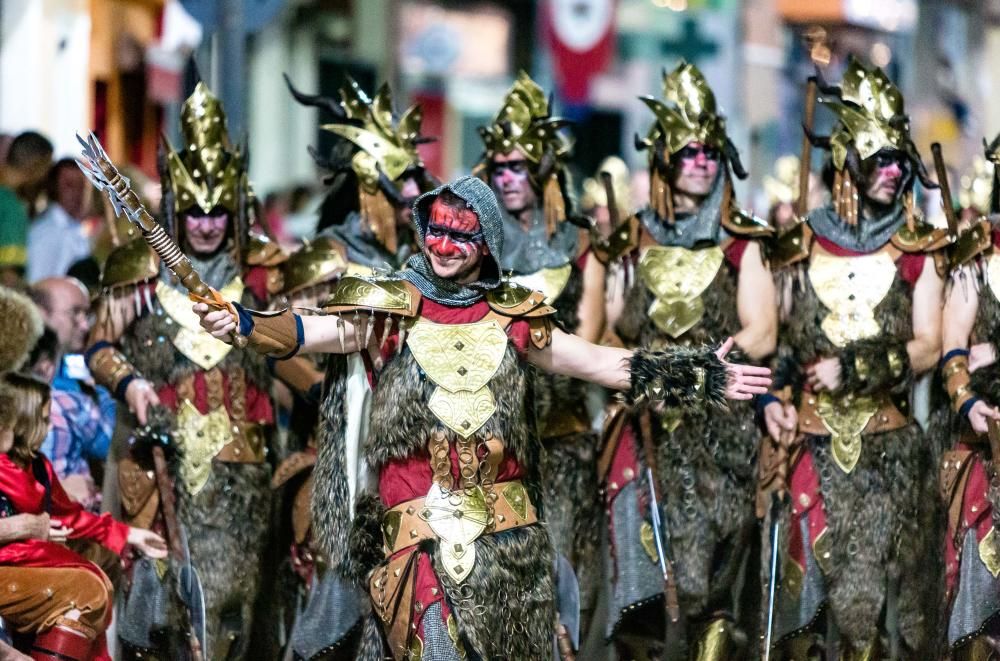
left=3, top=0, right=1000, bottom=213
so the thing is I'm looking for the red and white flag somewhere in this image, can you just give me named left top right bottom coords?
left=543, top=0, right=617, bottom=105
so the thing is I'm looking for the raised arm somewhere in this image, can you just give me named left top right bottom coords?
left=527, top=329, right=771, bottom=406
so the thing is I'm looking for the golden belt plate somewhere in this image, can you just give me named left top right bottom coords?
left=816, top=391, right=878, bottom=474
left=158, top=277, right=244, bottom=369
left=427, top=386, right=497, bottom=438
left=808, top=250, right=895, bottom=347
left=174, top=400, right=233, bottom=495
left=509, top=264, right=572, bottom=305
left=407, top=319, right=508, bottom=392
left=421, top=483, right=490, bottom=583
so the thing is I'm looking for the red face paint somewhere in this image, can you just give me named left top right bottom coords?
left=425, top=197, right=485, bottom=259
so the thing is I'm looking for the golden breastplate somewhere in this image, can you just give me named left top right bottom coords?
left=157, top=277, right=244, bottom=369
left=637, top=245, right=724, bottom=338
left=986, top=254, right=1000, bottom=306
left=508, top=264, right=572, bottom=305
left=174, top=399, right=232, bottom=494
left=808, top=249, right=896, bottom=347
left=406, top=318, right=508, bottom=437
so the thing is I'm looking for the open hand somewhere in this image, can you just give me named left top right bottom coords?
left=806, top=357, right=841, bottom=392
left=192, top=302, right=238, bottom=343
left=715, top=337, right=772, bottom=401
left=764, top=401, right=798, bottom=445
left=967, top=399, right=1000, bottom=435
left=125, top=378, right=160, bottom=426
left=128, top=527, right=168, bottom=559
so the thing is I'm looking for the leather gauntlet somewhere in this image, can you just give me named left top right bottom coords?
left=623, top=346, right=726, bottom=410
left=838, top=338, right=911, bottom=396
left=236, top=305, right=303, bottom=359
left=942, top=349, right=976, bottom=414
left=85, top=341, right=137, bottom=399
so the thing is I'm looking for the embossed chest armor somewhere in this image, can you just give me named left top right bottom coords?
left=157, top=276, right=245, bottom=369
left=405, top=318, right=509, bottom=438
left=637, top=244, right=724, bottom=338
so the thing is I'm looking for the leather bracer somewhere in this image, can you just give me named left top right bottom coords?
left=623, top=346, right=727, bottom=410
left=942, top=350, right=976, bottom=414
left=237, top=305, right=303, bottom=359
left=85, top=341, right=137, bottom=399
left=838, top=338, right=911, bottom=396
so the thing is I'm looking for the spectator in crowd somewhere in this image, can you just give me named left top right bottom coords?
left=0, top=131, right=53, bottom=286
left=28, top=277, right=90, bottom=359
left=27, top=328, right=109, bottom=510
left=27, top=159, right=94, bottom=283
left=0, top=372, right=166, bottom=661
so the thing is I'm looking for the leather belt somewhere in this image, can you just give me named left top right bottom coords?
left=215, top=421, right=268, bottom=463
left=381, top=479, right=538, bottom=556
left=797, top=394, right=908, bottom=437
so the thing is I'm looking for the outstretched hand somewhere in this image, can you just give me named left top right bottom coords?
left=193, top=302, right=238, bottom=343
left=715, top=337, right=772, bottom=401
left=967, top=399, right=1000, bottom=435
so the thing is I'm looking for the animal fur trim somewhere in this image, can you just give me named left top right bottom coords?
left=346, top=491, right=386, bottom=582
left=838, top=338, right=912, bottom=396
left=622, top=346, right=727, bottom=410
left=0, top=286, right=42, bottom=374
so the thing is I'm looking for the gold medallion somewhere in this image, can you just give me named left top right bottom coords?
left=808, top=250, right=895, bottom=347
left=174, top=399, right=233, bottom=494
left=406, top=319, right=508, bottom=437
left=816, top=391, right=878, bottom=473
left=420, top=483, right=490, bottom=583
left=158, top=277, right=244, bottom=369
left=509, top=264, right=572, bottom=305
left=638, top=245, right=724, bottom=338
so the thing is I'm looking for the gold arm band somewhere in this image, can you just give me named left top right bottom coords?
left=88, top=345, right=136, bottom=394
left=943, top=354, right=975, bottom=414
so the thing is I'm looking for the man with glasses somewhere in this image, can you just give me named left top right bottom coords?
left=596, top=61, right=776, bottom=659
left=760, top=58, right=949, bottom=659
left=84, top=82, right=278, bottom=660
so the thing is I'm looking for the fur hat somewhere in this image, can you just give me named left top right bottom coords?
left=0, top=286, right=42, bottom=375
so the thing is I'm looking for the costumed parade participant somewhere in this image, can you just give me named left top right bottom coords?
left=595, top=61, right=776, bottom=659
left=267, top=75, right=436, bottom=660
left=760, top=58, right=949, bottom=658
left=84, top=82, right=278, bottom=660
left=285, top=75, right=436, bottom=275
left=936, top=134, right=1000, bottom=660
left=477, top=71, right=605, bottom=645
left=190, top=174, right=771, bottom=660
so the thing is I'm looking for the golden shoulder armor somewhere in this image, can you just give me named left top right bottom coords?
left=485, top=281, right=555, bottom=317
left=507, top=264, right=571, bottom=305
left=722, top=207, right=774, bottom=238
left=950, top=218, right=992, bottom=270
left=100, top=237, right=159, bottom=291
left=321, top=275, right=421, bottom=317
left=280, top=237, right=349, bottom=297
left=890, top=219, right=953, bottom=253
left=766, top=218, right=812, bottom=270
left=244, top=233, right=289, bottom=267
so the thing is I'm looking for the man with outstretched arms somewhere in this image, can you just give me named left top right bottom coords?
left=195, top=175, right=770, bottom=660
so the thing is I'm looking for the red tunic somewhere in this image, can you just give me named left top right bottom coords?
left=374, top=297, right=534, bottom=641
left=0, top=454, right=129, bottom=571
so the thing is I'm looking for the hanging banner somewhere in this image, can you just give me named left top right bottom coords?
left=543, top=0, right=617, bottom=104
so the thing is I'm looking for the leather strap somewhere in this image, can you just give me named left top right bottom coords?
left=382, top=480, right=539, bottom=556
left=796, top=394, right=908, bottom=437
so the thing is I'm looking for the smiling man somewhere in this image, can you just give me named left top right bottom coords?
left=194, top=175, right=770, bottom=660
left=760, top=57, right=949, bottom=659
left=84, top=82, right=278, bottom=660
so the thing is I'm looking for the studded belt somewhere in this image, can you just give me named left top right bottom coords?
left=381, top=479, right=538, bottom=557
